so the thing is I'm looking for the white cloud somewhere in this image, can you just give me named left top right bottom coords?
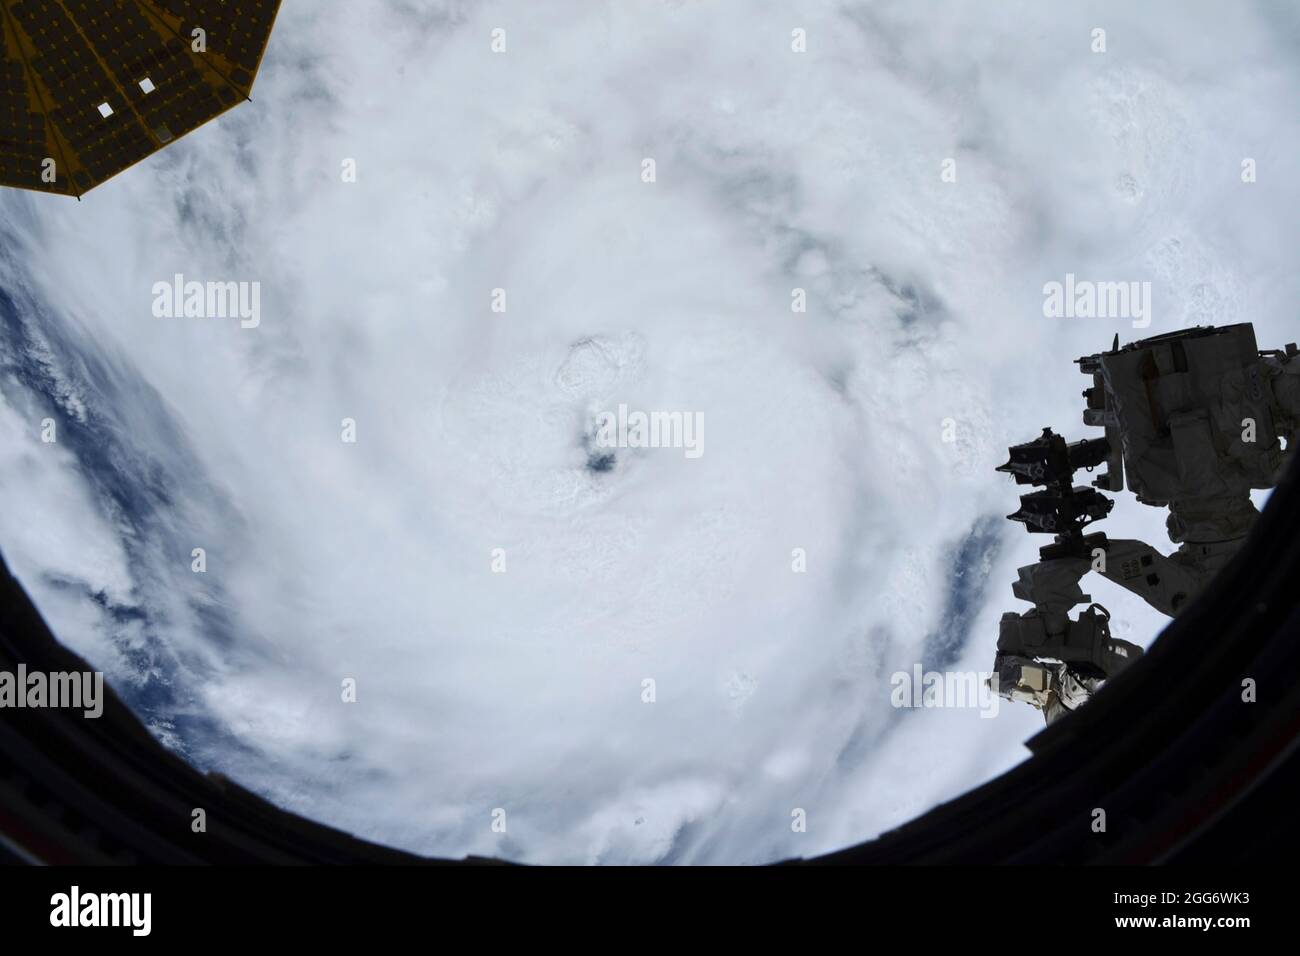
left=0, top=0, right=1297, bottom=863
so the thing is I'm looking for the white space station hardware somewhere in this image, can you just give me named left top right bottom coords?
left=993, top=324, right=1300, bottom=724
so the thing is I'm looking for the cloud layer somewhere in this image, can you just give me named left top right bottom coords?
left=1, top=0, right=1298, bottom=862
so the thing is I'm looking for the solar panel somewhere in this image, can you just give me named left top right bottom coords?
left=0, top=0, right=280, bottom=197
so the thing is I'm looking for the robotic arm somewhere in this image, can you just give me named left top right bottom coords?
left=992, top=325, right=1298, bottom=725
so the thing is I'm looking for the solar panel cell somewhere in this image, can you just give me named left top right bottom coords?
left=0, top=0, right=280, bottom=196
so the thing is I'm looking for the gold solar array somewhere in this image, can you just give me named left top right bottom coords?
left=0, top=0, right=280, bottom=197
